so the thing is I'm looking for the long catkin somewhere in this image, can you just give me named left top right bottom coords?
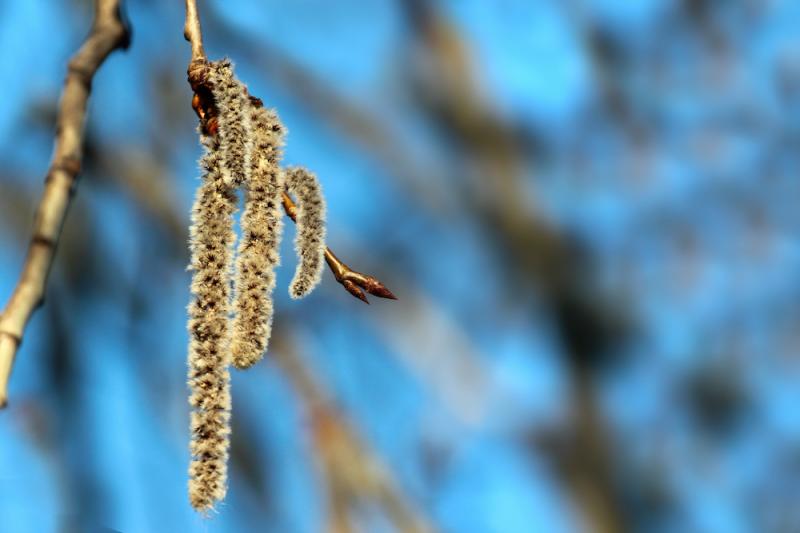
left=187, top=57, right=251, bottom=508
left=187, top=132, right=237, bottom=513
left=284, top=166, right=327, bottom=299
left=230, top=106, right=287, bottom=369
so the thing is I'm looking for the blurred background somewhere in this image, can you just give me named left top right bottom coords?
left=1, top=0, right=800, bottom=531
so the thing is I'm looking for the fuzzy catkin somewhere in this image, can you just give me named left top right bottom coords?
left=208, top=59, right=252, bottom=189
left=230, top=106, right=287, bottom=369
left=285, top=166, right=327, bottom=299
left=187, top=132, right=237, bottom=513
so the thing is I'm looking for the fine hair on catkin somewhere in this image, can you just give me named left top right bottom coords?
left=187, top=132, right=237, bottom=513
left=208, top=59, right=253, bottom=188
left=284, top=166, right=327, bottom=299
left=230, top=105, right=287, bottom=369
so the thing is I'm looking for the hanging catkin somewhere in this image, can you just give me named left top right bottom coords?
left=230, top=105, right=286, bottom=369
left=186, top=59, right=258, bottom=512
left=187, top=131, right=237, bottom=513
left=284, top=166, right=327, bottom=299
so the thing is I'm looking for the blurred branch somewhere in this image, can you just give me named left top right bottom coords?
left=370, top=287, right=493, bottom=427
left=0, top=0, right=130, bottom=408
left=398, top=3, right=631, bottom=531
left=100, top=148, right=187, bottom=249
left=273, top=337, right=434, bottom=533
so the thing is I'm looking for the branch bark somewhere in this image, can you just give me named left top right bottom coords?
left=0, top=0, right=130, bottom=408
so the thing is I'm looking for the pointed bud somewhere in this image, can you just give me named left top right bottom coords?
left=343, top=279, right=369, bottom=304
left=361, top=276, right=398, bottom=300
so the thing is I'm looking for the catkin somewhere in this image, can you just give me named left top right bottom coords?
left=208, top=59, right=252, bottom=188
left=230, top=106, right=287, bottom=369
left=187, top=56, right=335, bottom=513
left=187, top=132, right=237, bottom=513
left=285, top=166, right=327, bottom=299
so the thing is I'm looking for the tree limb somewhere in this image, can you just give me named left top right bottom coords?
left=0, top=0, right=130, bottom=409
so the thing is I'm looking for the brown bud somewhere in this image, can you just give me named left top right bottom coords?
left=343, top=279, right=369, bottom=304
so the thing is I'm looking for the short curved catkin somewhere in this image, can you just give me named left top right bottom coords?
left=187, top=132, right=237, bottom=513
left=285, top=166, right=327, bottom=299
left=230, top=105, right=287, bottom=369
left=208, top=59, right=252, bottom=188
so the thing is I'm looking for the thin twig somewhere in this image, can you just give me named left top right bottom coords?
left=0, top=0, right=130, bottom=409
left=184, top=0, right=205, bottom=63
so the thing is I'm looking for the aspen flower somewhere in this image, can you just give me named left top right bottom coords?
left=186, top=131, right=236, bottom=513
left=230, top=105, right=286, bottom=369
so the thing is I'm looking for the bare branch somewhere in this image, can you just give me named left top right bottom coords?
left=184, top=0, right=206, bottom=63
left=0, top=0, right=130, bottom=409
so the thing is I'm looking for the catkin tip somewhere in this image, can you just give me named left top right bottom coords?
left=230, top=340, right=261, bottom=369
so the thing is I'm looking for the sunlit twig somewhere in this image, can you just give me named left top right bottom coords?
left=0, top=0, right=130, bottom=408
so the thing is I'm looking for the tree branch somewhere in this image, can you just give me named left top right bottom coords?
left=0, top=0, right=130, bottom=409
left=184, top=0, right=206, bottom=63
left=184, top=2, right=395, bottom=304
left=273, top=338, right=431, bottom=533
